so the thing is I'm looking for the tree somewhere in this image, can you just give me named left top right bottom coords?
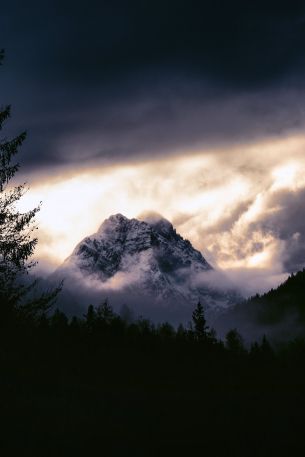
left=84, top=304, right=96, bottom=331
left=0, top=50, right=60, bottom=321
left=50, top=308, right=68, bottom=331
left=176, top=323, right=187, bottom=341
left=225, top=329, right=245, bottom=354
left=192, top=301, right=209, bottom=341
left=261, top=334, right=272, bottom=353
left=96, top=298, right=115, bottom=325
left=119, top=303, right=134, bottom=324
left=158, top=322, right=175, bottom=340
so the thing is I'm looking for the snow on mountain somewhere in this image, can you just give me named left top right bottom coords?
left=55, top=213, right=239, bottom=317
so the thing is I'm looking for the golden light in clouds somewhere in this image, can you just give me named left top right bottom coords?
left=18, top=133, right=305, bottom=276
left=271, top=161, right=305, bottom=191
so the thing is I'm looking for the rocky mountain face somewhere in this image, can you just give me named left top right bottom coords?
left=56, top=214, right=238, bottom=318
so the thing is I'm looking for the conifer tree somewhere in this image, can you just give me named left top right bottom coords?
left=84, top=304, right=96, bottom=331
left=225, top=329, right=245, bottom=354
left=0, top=50, right=60, bottom=320
left=96, top=298, right=115, bottom=324
left=192, top=301, right=209, bottom=341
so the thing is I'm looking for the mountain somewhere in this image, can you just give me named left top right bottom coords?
left=55, top=213, right=239, bottom=320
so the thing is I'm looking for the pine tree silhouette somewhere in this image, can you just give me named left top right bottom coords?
left=0, top=50, right=61, bottom=320
left=192, top=301, right=209, bottom=341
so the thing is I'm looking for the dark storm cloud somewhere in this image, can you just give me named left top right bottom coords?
left=3, top=0, right=305, bottom=86
left=1, top=1, right=305, bottom=171
left=6, top=84, right=305, bottom=177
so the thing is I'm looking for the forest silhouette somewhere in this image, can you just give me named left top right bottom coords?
left=2, top=50, right=305, bottom=456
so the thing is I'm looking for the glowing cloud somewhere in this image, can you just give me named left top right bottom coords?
left=17, top=133, right=305, bottom=287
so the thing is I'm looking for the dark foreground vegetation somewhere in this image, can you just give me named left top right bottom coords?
left=1, top=300, right=305, bottom=456
left=2, top=49, right=305, bottom=456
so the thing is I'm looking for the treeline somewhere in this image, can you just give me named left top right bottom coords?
left=224, top=268, right=305, bottom=334
left=2, top=297, right=305, bottom=456
left=1, top=295, right=299, bottom=361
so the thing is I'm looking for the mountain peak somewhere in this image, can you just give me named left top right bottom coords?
left=57, top=213, right=238, bottom=315
left=138, top=211, right=169, bottom=225
left=97, top=212, right=175, bottom=239
left=138, top=211, right=173, bottom=235
left=109, top=213, right=128, bottom=222
left=100, top=213, right=128, bottom=226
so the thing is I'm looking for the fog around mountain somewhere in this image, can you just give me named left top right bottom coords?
left=52, top=213, right=240, bottom=323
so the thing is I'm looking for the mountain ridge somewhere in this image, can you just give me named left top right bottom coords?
left=55, top=213, right=239, bottom=319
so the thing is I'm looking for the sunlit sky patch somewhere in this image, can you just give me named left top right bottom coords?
left=16, top=133, right=305, bottom=291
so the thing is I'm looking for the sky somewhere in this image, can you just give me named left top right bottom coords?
left=2, top=1, right=305, bottom=295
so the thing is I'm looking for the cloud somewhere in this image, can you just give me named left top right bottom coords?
left=2, top=1, right=305, bottom=175
left=250, top=187, right=305, bottom=272
left=14, top=135, right=304, bottom=304
left=3, top=0, right=305, bottom=87
left=3, top=1, right=305, bottom=325
left=9, top=84, right=305, bottom=179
